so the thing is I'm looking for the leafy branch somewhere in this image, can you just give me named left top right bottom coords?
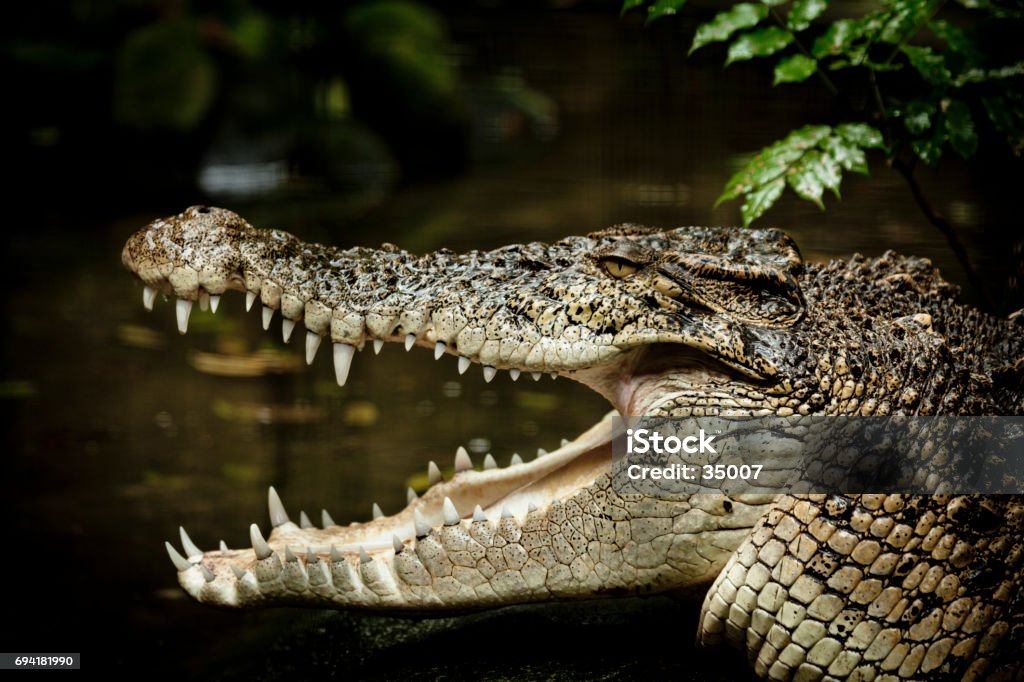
left=622, top=0, right=1024, bottom=309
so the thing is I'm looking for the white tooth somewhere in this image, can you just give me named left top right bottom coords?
left=176, top=299, right=192, bottom=335
left=333, top=343, right=355, bottom=386
left=282, top=319, right=296, bottom=343
left=230, top=564, right=246, bottom=579
left=510, top=453, right=523, bottom=466
left=268, top=486, right=290, bottom=527
left=510, top=369, right=521, bottom=381
left=250, top=523, right=272, bottom=560
left=442, top=497, right=460, bottom=525
left=330, top=545, right=343, bottom=562
left=531, top=372, right=542, bottom=381
left=454, top=446, right=472, bottom=473
left=407, top=487, right=418, bottom=505
left=179, top=526, right=202, bottom=559
left=550, top=373, right=558, bottom=380
left=483, top=366, right=496, bottom=383
left=537, top=448, right=548, bottom=458
left=359, top=546, right=372, bottom=564
left=528, top=502, right=538, bottom=513
left=458, top=356, right=471, bottom=374
left=210, top=295, right=220, bottom=314
left=201, top=565, right=216, bottom=582
left=434, top=341, right=446, bottom=360
left=143, top=286, right=157, bottom=311
left=299, top=511, right=313, bottom=529
left=246, top=291, right=257, bottom=311
left=372, top=503, right=384, bottom=520
left=373, top=339, right=384, bottom=354
left=483, top=454, right=497, bottom=470
left=561, top=439, right=570, bottom=447
left=501, top=505, right=513, bottom=519
left=199, top=291, right=210, bottom=312
left=306, top=548, right=320, bottom=564
left=285, top=546, right=298, bottom=562
left=405, top=334, right=416, bottom=351
left=414, top=509, right=430, bottom=537
left=428, top=461, right=442, bottom=486
left=305, top=332, right=322, bottom=365
left=392, top=535, right=404, bottom=554
left=165, top=541, right=191, bottom=572
left=473, top=505, right=486, bottom=522
left=322, top=509, right=336, bottom=527
left=219, top=540, right=229, bottom=553
left=262, top=305, right=274, bottom=330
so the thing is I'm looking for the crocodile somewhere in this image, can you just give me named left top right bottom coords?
left=122, top=205, right=1024, bottom=681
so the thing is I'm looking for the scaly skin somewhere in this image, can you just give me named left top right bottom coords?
left=123, top=206, right=1024, bottom=680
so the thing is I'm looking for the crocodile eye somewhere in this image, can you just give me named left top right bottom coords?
left=601, top=258, right=638, bottom=279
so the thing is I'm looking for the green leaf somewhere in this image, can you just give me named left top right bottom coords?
left=835, top=123, right=884, bottom=149
left=811, top=19, right=860, bottom=57
left=690, top=3, right=768, bottom=54
left=903, top=100, right=935, bottom=135
left=787, top=0, right=828, bottom=31
left=808, top=149, right=843, bottom=197
left=787, top=152, right=826, bottom=208
left=901, top=45, right=950, bottom=86
left=620, top=0, right=646, bottom=16
left=982, top=95, right=1024, bottom=155
left=819, top=136, right=868, bottom=174
left=943, top=99, right=977, bottom=158
left=647, top=0, right=686, bottom=23
left=761, top=0, right=790, bottom=6
left=912, top=129, right=946, bottom=165
left=954, top=62, right=1024, bottom=86
left=773, top=53, right=817, bottom=84
left=741, top=177, right=786, bottom=226
left=726, top=26, right=795, bottom=65
left=928, top=19, right=981, bottom=66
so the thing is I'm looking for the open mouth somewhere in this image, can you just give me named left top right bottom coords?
left=124, top=206, right=780, bottom=607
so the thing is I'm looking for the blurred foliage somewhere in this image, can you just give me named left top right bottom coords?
left=623, top=0, right=1024, bottom=226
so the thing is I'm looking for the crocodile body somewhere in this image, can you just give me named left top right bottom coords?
left=123, top=206, right=1024, bottom=680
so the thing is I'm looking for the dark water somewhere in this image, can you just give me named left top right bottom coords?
left=2, top=6, right=1019, bottom=679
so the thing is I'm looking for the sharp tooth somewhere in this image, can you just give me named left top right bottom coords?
left=414, top=509, right=430, bottom=537
left=199, top=291, right=210, bottom=311
left=262, top=305, right=274, bottom=330
left=359, top=546, right=372, bottom=564
left=537, top=448, right=548, bottom=458
left=306, top=548, right=320, bottom=564
left=176, top=299, right=192, bottom=334
left=165, top=541, right=191, bottom=572
left=442, top=497, right=460, bottom=525
left=483, top=366, right=497, bottom=383
left=285, top=546, right=298, bottom=562
left=428, top=461, right=442, bottom=486
left=143, top=286, right=157, bottom=311
left=405, top=334, right=416, bottom=351
left=373, top=339, right=383, bottom=354
left=392, top=534, right=404, bottom=554
left=250, top=523, right=272, bottom=560
left=434, top=341, right=446, bottom=360
left=299, top=511, right=313, bottom=529
left=510, top=369, right=521, bottom=381
left=322, top=509, right=336, bottom=527
left=372, top=503, right=384, bottom=520
left=531, top=372, right=542, bottom=381
left=179, top=526, right=202, bottom=559
left=501, top=505, right=513, bottom=519
left=473, top=505, right=486, bottom=522
left=454, top=446, right=472, bottom=473
left=483, top=454, right=497, bottom=470
left=510, top=453, right=523, bottom=465
left=230, top=564, right=246, bottom=579
left=268, top=486, right=290, bottom=527
left=550, top=373, right=557, bottom=380
left=458, top=356, right=471, bottom=374
left=246, top=291, right=256, bottom=311
left=282, top=318, right=296, bottom=343
left=306, top=332, right=322, bottom=365
left=210, top=295, right=220, bottom=314
left=407, top=487, right=418, bottom=505
left=219, top=540, right=229, bottom=552
left=200, top=564, right=216, bottom=582
left=528, top=503, right=538, bottom=513
left=333, top=343, right=355, bottom=386
left=330, top=545, right=343, bottom=562
left=561, top=438, right=570, bottom=447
